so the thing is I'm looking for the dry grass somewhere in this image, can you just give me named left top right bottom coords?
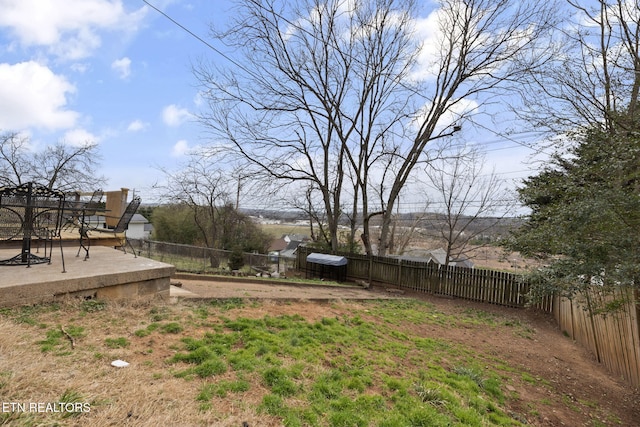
left=0, top=300, right=283, bottom=426
left=259, top=223, right=309, bottom=240
left=1, top=296, right=635, bottom=426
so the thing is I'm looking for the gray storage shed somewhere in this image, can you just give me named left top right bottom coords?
left=305, top=253, right=348, bottom=282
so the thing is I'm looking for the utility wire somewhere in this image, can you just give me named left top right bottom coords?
left=143, top=0, right=547, bottom=211
left=142, top=0, right=249, bottom=73
left=470, top=119, right=558, bottom=158
left=144, top=0, right=558, bottom=158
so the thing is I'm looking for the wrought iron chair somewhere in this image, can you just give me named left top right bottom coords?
left=77, top=196, right=141, bottom=260
left=63, top=189, right=103, bottom=231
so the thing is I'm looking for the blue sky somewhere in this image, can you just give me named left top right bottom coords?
left=0, top=0, right=546, bottom=208
left=0, top=0, right=229, bottom=197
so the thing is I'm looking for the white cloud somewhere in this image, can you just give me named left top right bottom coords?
left=70, top=62, right=90, bottom=73
left=0, top=0, right=147, bottom=60
left=111, top=57, right=131, bottom=79
left=0, top=61, right=78, bottom=130
left=127, top=119, right=148, bottom=132
left=193, top=91, right=204, bottom=107
left=171, top=139, right=190, bottom=157
left=63, top=128, right=100, bottom=147
left=162, top=104, right=191, bottom=127
left=410, top=11, right=445, bottom=82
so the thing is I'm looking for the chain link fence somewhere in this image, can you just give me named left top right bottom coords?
left=129, top=239, right=296, bottom=275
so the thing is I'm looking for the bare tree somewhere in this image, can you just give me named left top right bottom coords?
left=155, top=150, right=234, bottom=250
left=291, top=183, right=335, bottom=248
left=375, top=0, right=557, bottom=255
left=0, top=132, right=31, bottom=186
left=388, top=208, right=428, bottom=256
left=516, top=0, right=640, bottom=135
left=195, top=0, right=555, bottom=256
left=0, top=131, right=105, bottom=191
left=195, top=0, right=418, bottom=253
left=32, top=143, right=105, bottom=192
left=421, top=148, right=515, bottom=264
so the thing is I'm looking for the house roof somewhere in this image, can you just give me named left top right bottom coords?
left=279, top=248, right=298, bottom=259
left=394, top=247, right=474, bottom=268
left=450, top=258, right=474, bottom=268
left=274, top=240, right=305, bottom=259
left=129, top=214, right=148, bottom=224
left=270, top=236, right=308, bottom=258
left=283, top=234, right=309, bottom=243
left=398, top=248, right=447, bottom=265
left=425, top=248, right=448, bottom=265
left=269, top=238, right=288, bottom=252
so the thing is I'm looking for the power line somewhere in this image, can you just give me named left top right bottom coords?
left=143, top=0, right=557, bottom=158
left=141, top=0, right=250, bottom=74
left=470, top=120, right=557, bottom=158
left=143, top=0, right=545, bottom=209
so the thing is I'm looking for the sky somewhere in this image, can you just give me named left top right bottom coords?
left=0, top=0, right=228, bottom=198
left=0, top=0, right=547, bottom=210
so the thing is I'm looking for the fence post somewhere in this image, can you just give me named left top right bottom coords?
left=584, top=290, right=602, bottom=363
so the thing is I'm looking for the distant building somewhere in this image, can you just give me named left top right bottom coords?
left=268, top=238, right=288, bottom=253
left=85, top=213, right=150, bottom=240
left=395, top=247, right=474, bottom=268
left=126, top=214, right=151, bottom=240
left=268, top=234, right=310, bottom=260
left=284, top=234, right=309, bottom=244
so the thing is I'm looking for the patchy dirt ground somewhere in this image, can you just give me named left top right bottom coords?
left=174, top=277, right=640, bottom=426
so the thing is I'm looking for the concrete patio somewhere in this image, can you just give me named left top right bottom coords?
left=0, top=245, right=174, bottom=308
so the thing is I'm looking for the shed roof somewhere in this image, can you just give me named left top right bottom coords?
left=306, top=253, right=348, bottom=266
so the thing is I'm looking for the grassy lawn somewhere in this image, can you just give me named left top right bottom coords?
left=0, top=297, right=622, bottom=426
left=260, top=223, right=311, bottom=239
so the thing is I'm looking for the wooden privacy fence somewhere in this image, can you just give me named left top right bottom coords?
left=553, top=287, right=640, bottom=387
left=296, top=247, right=549, bottom=309
left=124, top=241, right=640, bottom=386
left=297, top=247, right=640, bottom=386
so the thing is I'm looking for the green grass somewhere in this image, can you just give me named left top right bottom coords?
left=160, top=322, right=183, bottom=334
left=38, top=325, right=85, bottom=354
left=1, top=297, right=594, bottom=426
left=208, top=298, right=246, bottom=311
left=104, top=337, right=129, bottom=348
left=58, top=389, right=87, bottom=418
left=160, top=299, right=527, bottom=426
left=80, top=300, right=107, bottom=313
left=145, top=252, right=224, bottom=274
left=0, top=303, right=61, bottom=326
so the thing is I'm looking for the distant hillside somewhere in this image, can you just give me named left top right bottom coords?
left=244, top=209, right=524, bottom=241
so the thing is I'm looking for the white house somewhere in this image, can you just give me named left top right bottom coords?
left=125, top=214, right=151, bottom=240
